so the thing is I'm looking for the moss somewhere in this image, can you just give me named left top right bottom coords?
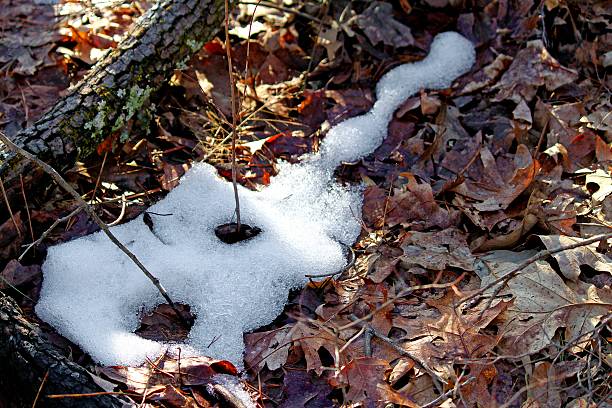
left=125, top=85, right=153, bottom=122
left=186, top=38, right=205, bottom=53
left=80, top=81, right=155, bottom=152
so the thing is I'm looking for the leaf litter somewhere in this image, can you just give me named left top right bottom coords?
left=1, top=1, right=611, bottom=407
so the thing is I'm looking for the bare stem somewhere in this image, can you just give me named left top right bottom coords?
left=19, top=205, right=84, bottom=261
left=0, top=131, right=189, bottom=327
left=224, top=0, right=241, bottom=231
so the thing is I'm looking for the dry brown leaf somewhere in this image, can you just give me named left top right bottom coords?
left=400, top=228, right=475, bottom=271
left=0, top=259, right=40, bottom=290
left=474, top=213, right=538, bottom=252
left=460, top=54, right=513, bottom=94
left=291, top=321, right=341, bottom=375
left=476, top=250, right=611, bottom=355
left=386, top=176, right=460, bottom=230
left=332, top=357, right=418, bottom=407
left=494, top=40, right=578, bottom=103
left=537, top=235, right=612, bottom=281
left=525, top=361, right=562, bottom=407
left=354, top=2, right=414, bottom=48
left=452, top=144, right=537, bottom=212
left=99, top=356, right=236, bottom=394
left=243, top=325, right=292, bottom=371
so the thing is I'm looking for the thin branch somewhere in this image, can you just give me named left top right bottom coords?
left=421, top=376, right=476, bottom=408
left=224, top=0, right=241, bottom=231
left=0, top=175, right=21, bottom=237
left=366, top=327, right=443, bottom=393
left=107, top=194, right=127, bottom=227
left=238, top=1, right=326, bottom=25
left=31, top=370, right=49, bottom=408
left=461, top=232, right=612, bottom=312
left=46, top=391, right=140, bottom=399
left=0, top=131, right=189, bottom=327
left=20, top=174, right=34, bottom=243
left=337, top=273, right=467, bottom=332
left=19, top=206, right=84, bottom=261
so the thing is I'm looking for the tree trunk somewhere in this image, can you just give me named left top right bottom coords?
left=0, top=294, right=128, bottom=407
left=0, top=0, right=227, bottom=200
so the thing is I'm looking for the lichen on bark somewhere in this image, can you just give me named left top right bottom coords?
left=0, top=0, right=228, bottom=185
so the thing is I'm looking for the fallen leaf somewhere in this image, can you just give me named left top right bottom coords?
left=494, top=40, right=578, bottom=103
left=292, top=322, right=341, bottom=375
left=537, top=235, right=612, bottom=281
left=400, top=228, right=475, bottom=271
left=0, top=260, right=41, bottom=290
left=475, top=250, right=611, bottom=355
left=278, top=370, right=333, bottom=408
left=244, top=326, right=292, bottom=372
left=452, top=144, right=537, bottom=212
left=386, top=176, right=460, bottom=230
left=100, top=355, right=236, bottom=394
left=333, top=357, right=418, bottom=407
left=355, top=2, right=415, bottom=48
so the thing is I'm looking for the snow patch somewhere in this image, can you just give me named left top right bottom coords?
left=210, top=374, right=257, bottom=408
left=36, top=32, right=475, bottom=366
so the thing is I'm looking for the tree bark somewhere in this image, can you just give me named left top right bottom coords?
left=0, top=294, right=128, bottom=407
left=0, top=0, right=227, bottom=199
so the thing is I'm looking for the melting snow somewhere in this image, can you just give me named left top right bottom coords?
left=36, top=32, right=475, bottom=366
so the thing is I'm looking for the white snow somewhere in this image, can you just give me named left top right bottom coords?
left=36, top=32, right=475, bottom=367
left=210, top=374, right=257, bottom=408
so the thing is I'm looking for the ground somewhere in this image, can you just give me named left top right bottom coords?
left=0, top=0, right=611, bottom=407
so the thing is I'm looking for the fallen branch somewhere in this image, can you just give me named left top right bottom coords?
left=0, top=294, right=128, bottom=407
left=0, top=0, right=227, bottom=205
left=0, top=131, right=189, bottom=327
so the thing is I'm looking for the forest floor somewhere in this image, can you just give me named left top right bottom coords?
left=0, top=0, right=611, bottom=407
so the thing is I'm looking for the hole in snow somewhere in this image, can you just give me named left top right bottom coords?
left=214, top=223, right=262, bottom=244
left=135, top=303, right=195, bottom=342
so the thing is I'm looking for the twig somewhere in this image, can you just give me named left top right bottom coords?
left=90, top=150, right=108, bottom=203
left=212, top=383, right=248, bottom=408
left=552, top=313, right=612, bottom=365
left=338, top=324, right=366, bottom=355
left=0, top=131, right=189, bottom=327
left=0, top=175, right=21, bottom=237
left=0, top=274, right=33, bottom=300
left=46, top=391, right=140, bottom=399
left=367, top=327, right=443, bottom=393
left=242, top=0, right=261, bottom=98
left=31, top=370, right=49, bottom=408
left=224, top=0, right=241, bottom=231
left=239, top=1, right=326, bottom=25
left=461, top=232, right=612, bottom=313
left=498, top=372, right=568, bottom=408
left=19, top=206, right=84, bottom=261
left=421, top=376, right=476, bottom=408
left=107, top=194, right=127, bottom=227
left=20, top=174, right=34, bottom=243
left=337, top=273, right=467, bottom=332
left=363, top=325, right=372, bottom=357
